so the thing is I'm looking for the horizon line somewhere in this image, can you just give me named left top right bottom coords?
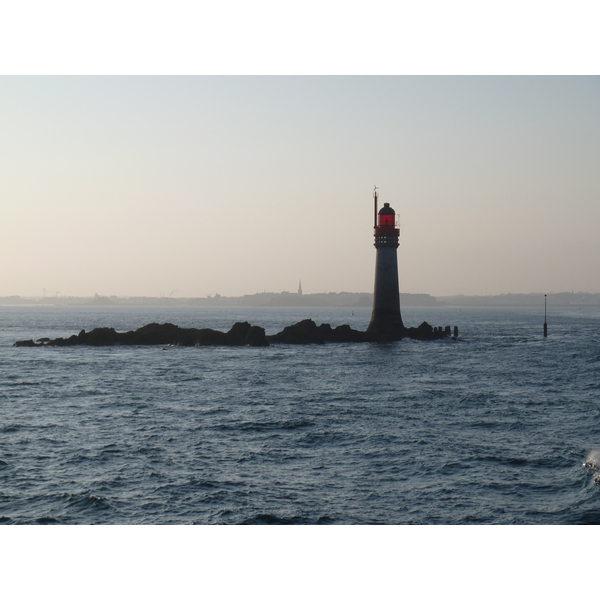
left=1, top=290, right=599, bottom=300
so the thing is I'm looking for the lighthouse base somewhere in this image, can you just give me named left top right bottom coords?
left=368, top=242, right=403, bottom=338
left=367, top=310, right=404, bottom=339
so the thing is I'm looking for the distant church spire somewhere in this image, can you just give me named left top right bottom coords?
left=298, top=280, right=303, bottom=295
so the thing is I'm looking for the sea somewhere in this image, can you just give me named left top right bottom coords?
left=1, top=303, right=599, bottom=526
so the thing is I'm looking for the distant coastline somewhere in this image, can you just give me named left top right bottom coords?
left=435, top=292, right=600, bottom=308
left=1, top=291, right=599, bottom=308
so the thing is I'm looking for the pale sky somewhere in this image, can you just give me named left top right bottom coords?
left=1, top=76, right=599, bottom=298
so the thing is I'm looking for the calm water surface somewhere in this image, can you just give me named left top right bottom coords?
left=1, top=305, right=599, bottom=524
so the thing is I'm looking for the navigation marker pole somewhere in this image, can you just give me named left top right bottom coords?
left=543, top=294, right=548, bottom=337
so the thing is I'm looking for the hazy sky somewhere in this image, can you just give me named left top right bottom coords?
left=1, top=76, right=599, bottom=298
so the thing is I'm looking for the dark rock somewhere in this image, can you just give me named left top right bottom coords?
left=267, top=319, right=371, bottom=344
left=243, top=325, right=269, bottom=347
left=84, top=327, right=119, bottom=346
left=403, top=321, right=451, bottom=340
left=15, top=318, right=455, bottom=348
left=330, top=324, right=369, bottom=343
left=38, top=322, right=268, bottom=347
left=121, top=323, right=178, bottom=345
left=417, top=321, right=433, bottom=336
left=268, top=319, right=326, bottom=344
left=317, top=323, right=333, bottom=336
left=194, top=329, right=228, bottom=346
left=226, top=322, right=252, bottom=344
left=14, top=339, right=39, bottom=347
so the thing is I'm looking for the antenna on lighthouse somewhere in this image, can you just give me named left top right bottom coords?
left=373, top=185, right=378, bottom=228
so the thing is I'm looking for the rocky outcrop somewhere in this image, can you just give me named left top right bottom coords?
left=265, top=319, right=452, bottom=344
left=17, top=322, right=268, bottom=348
left=14, top=319, right=455, bottom=348
left=266, top=319, right=371, bottom=344
left=13, top=339, right=39, bottom=347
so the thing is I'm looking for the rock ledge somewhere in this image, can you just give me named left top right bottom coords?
left=14, top=319, right=455, bottom=348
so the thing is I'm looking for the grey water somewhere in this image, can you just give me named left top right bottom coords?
left=1, top=304, right=599, bottom=524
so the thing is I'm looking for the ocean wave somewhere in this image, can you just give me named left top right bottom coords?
left=240, top=513, right=317, bottom=525
left=1, top=424, right=23, bottom=433
left=35, top=517, right=61, bottom=524
left=215, top=419, right=315, bottom=432
left=62, top=492, right=111, bottom=511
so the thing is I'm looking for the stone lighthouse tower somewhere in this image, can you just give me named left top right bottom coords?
left=367, top=188, right=404, bottom=337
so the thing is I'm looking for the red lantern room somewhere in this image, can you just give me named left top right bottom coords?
left=375, top=203, right=399, bottom=235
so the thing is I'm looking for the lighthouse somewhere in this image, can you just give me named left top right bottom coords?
left=367, top=188, right=404, bottom=337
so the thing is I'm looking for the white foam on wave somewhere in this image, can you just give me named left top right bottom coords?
left=583, top=449, right=600, bottom=470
